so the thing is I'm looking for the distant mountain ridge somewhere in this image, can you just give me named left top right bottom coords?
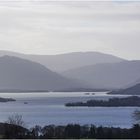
left=109, top=83, right=140, bottom=95
left=62, top=61, right=140, bottom=89
left=0, top=56, right=85, bottom=91
left=0, top=50, right=126, bottom=73
left=0, top=50, right=135, bottom=91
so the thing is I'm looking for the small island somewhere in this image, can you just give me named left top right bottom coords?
left=0, top=97, right=16, bottom=102
left=65, top=96, right=140, bottom=107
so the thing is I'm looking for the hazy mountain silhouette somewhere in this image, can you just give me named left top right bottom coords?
left=124, top=78, right=140, bottom=88
left=0, top=51, right=125, bottom=73
left=0, top=56, right=85, bottom=91
left=62, top=61, right=140, bottom=89
left=109, top=83, right=140, bottom=95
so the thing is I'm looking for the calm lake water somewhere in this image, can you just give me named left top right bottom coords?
left=0, top=92, right=139, bottom=128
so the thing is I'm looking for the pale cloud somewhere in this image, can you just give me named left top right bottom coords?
left=0, top=1, right=140, bottom=59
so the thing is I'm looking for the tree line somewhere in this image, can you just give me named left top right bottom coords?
left=0, top=112, right=140, bottom=139
left=1, top=123, right=140, bottom=139
left=65, top=96, right=140, bottom=107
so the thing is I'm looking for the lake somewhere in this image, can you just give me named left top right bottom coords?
left=0, top=92, right=139, bottom=128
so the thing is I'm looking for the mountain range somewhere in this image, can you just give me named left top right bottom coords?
left=62, top=61, right=140, bottom=89
left=0, top=50, right=140, bottom=92
left=109, top=83, right=140, bottom=95
left=0, top=50, right=125, bottom=73
left=0, top=55, right=84, bottom=92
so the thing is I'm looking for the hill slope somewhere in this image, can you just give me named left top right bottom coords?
left=62, top=61, right=140, bottom=89
left=109, top=84, right=140, bottom=95
left=0, top=56, right=83, bottom=91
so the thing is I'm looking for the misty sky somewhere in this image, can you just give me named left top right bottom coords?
left=0, top=0, right=140, bottom=59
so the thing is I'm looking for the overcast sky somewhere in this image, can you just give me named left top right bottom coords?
left=0, top=0, right=140, bottom=59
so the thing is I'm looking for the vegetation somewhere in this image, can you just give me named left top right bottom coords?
left=0, top=123, right=140, bottom=139
left=65, top=96, right=140, bottom=107
left=0, top=123, right=28, bottom=139
left=0, top=97, right=15, bottom=102
left=5, top=114, right=25, bottom=127
left=133, top=110, right=140, bottom=124
left=0, top=113, right=139, bottom=139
